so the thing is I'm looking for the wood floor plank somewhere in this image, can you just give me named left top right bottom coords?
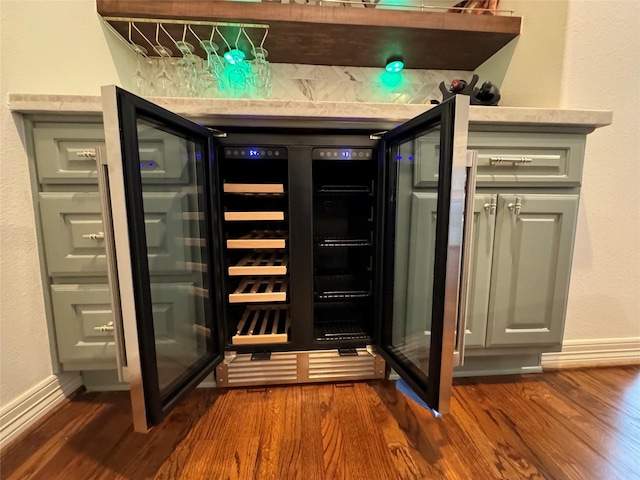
left=1, top=366, right=638, bottom=480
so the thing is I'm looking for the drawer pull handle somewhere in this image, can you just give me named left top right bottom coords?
left=489, top=156, right=533, bottom=166
left=82, top=231, right=105, bottom=240
left=508, top=197, right=522, bottom=215
left=94, top=321, right=114, bottom=332
left=77, top=150, right=97, bottom=159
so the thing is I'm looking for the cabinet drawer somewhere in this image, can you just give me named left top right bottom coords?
left=51, top=283, right=195, bottom=369
left=33, top=123, right=190, bottom=184
left=40, top=192, right=190, bottom=276
left=414, top=131, right=585, bottom=187
left=469, top=131, right=585, bottom=186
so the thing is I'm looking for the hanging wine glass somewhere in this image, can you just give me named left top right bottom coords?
left=132, top=44, right=153, bottom=96
left=251, top=47, right=272, bottom=98
left=199, top=40, right=223, bottom=97
left=152, top=45, right=176, bottom=97
left=174, top=41, right=199, bottom=97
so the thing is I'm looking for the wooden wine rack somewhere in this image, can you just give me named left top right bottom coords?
left=229, top=252, right=288, bottom=276
left=226, top=230, right=287, bottom=249
left=224, top=211, right=285, bottom=221
left=232, top=306, right=290, bottom=345
left=229, top=277, right=289, bottom=303
left=223, top=183, right=285, bottom=196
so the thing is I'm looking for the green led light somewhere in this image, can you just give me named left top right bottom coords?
left=224, top=49, right=245, bottom=65
left=385, top=60, right=404, bottom=73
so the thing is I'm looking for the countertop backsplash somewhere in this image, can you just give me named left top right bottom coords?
left=269, top=64, right=472, bottom=104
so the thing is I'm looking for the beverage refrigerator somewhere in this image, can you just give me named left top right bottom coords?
left=98, top=85, right=476, bottom=432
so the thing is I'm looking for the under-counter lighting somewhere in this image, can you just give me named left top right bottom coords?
left=385, top=57, right=404, bottom=73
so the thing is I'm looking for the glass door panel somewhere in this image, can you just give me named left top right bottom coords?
left=136, top=118, right=213, bottom=395
left=378, top=95, right=470, bottom=415
left=102, top=86, right=222, bottom=432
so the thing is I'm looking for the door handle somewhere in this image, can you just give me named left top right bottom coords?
left=508, top=197, right=522, bottom=215
left=454, top=150, right=478, bottom=367
left=483, top=198, right=496, bottom=215
left=94, top=321, right=114, bottom=332
left=95, top=146, right=128, bottom=383
left=82, top=232, right=105, bottom=240
left=489, top=156, right=533, bottom=166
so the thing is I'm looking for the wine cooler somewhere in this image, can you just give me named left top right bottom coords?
left=100, top=85, right=474, bottom=432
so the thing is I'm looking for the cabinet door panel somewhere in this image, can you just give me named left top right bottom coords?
left=487, top=194, right=579, bottom=347
left=33, top=123, right=189, bottom=184
left=40, top=192, right=189, bottom=275
left=464, top=194, right=497, bottom=348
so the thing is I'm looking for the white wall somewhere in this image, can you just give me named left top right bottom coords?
left=559, top=0, right=640, bottom=341
left=0, top=0, right=638, bottom=411
left=0, top=0, right=134, bottom=406
left=477, top=0, right=569, bottom=107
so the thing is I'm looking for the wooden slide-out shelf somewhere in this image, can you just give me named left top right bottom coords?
left=229, top=252, right=288, bottom=276
left=224, top=211, right=285, bottom=221
left=229, top=277, right=289, bottom=303
left=232, top=305, right=290, bottom=345
left=227, top=230, right=287, bottom=249
left=223, top=183, right=285, bottom=197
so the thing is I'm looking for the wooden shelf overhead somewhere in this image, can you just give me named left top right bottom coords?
left=97, top=1, right=521, bottom=70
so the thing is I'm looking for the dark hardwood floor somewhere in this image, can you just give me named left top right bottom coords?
left=1, top=366, right=639, bottom=480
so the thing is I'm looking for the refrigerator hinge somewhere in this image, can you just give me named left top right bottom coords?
left=466, top=149, right=478, bottom=167
left=95, top=146, right=108, bottom=166
left=223, top=351, right=237, bottom=364
left=369, top=131, right=387, bottom=140
left=206, top=127, right=227, bottom=138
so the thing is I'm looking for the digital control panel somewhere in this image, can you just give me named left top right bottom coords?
left=223, top=146, right=287, bottom=159
left=312, top=148, right=373, bottom=161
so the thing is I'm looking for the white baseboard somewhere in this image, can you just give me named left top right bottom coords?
left=0, top=373, right=82, bottom=449
left=542, top=338, right=640, bottom=369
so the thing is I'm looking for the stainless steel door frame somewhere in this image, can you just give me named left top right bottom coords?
left=102, top=87, right=149, bottom=431
left=433, top=97, right=470, bottom=414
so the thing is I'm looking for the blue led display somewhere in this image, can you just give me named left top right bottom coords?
left=249, top=149, right=260, bottom=157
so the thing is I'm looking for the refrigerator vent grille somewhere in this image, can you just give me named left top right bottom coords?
left=308, top=349, right=377, bottom=380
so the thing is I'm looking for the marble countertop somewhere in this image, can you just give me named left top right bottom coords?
left=7, top=93, right=613, bottom=129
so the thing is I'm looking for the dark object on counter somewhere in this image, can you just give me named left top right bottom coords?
left=434, top=74, right=501, bottom=106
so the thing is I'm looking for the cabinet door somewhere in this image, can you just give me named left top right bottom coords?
left=487, top=194, right=579, bottom=347
left=464, top=194, right=497, bottom=348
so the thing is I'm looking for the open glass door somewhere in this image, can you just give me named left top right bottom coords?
left=101, top=85, right=223, bottom=432
left=376, top=95, right=471, bottom=415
